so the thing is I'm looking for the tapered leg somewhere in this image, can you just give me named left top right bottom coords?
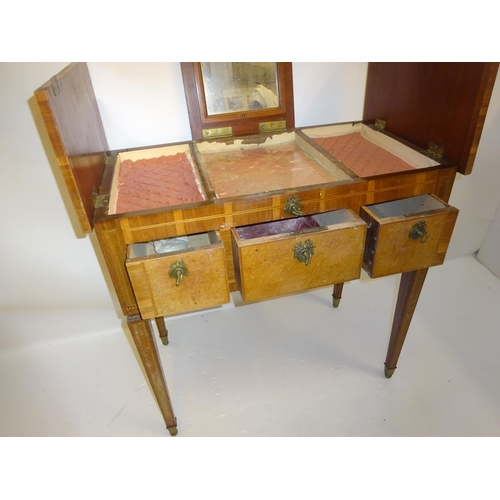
left=155, top=317, right=169, bottom=346
left=384, top=268, right=428, bottom=378
left=127, top=314, right=178, bottom=435
left=332, top=283, right=344, bottom=308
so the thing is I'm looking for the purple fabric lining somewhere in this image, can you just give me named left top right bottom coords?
left=236, top=216, right=320, bottom=240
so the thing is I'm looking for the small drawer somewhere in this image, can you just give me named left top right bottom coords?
left=231, top=209, right=367, bottom=302
left=360, top=194, right=459, bottom=278
left=126, top=231, right=230, bottom=319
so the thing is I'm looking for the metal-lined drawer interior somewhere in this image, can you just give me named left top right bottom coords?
left=126, top=231, right=230, bottom=319
left=231, top=209, right=367, bottom=302
left=360, top=194, right=458, bottom=278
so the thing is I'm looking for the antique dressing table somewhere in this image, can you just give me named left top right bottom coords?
left=34, top=62, right=498, bottom=435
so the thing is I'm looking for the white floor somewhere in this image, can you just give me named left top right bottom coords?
left=1, top=255, right=500, bottom=437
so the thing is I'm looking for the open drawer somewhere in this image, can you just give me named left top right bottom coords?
left=231, top=210, right=367, bottom=302
left=360, top=194, right=459, bottom=278
left=126, top=231, right=230, bottom=319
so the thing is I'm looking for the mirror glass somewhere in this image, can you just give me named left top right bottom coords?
left=200, top=62, right=279, bottom=115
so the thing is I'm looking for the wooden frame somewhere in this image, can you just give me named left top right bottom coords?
left=181, top=62, right=295, bottom=140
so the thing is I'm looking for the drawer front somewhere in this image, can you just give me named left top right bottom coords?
left=360, top=194, right=459, bottom=278
left=231, top=210, right=367, bottom=302
left=126, top=233, right=229, bottom=319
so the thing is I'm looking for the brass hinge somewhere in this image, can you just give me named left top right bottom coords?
left=92, top=189, right=110, bottom=209
left=259, top=120, right=287, bottom=133
left=202, top=127, right=233, bottom=139
left=374, top=118, right=386, bottom=131
left=104, top=152, right=116, bottom=166
left=428, top=142, right=444, bottom=159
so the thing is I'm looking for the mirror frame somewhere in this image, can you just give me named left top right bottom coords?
left=181, top=62, right=295, bottom=140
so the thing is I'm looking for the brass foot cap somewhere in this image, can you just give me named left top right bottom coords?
left=160, top=336, right=169, bottom=346
left=168, top=426, right=178, bottom=436
left=332, top=297, right=341, bottom=308
left=384, top=365, right=396, bottom=378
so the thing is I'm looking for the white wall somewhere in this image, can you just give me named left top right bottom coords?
left=86, top=62, right=369, bottom=150
left=474, top=74, right=500, bottom=279
left=447, top=71, right=500, bottom=261
left=1, top=63, right=112, bottom=310
left=87, top=63, right=192, bottom=149
left=1, top=62, right=499, bottom=349
left=477, top=204, right=500, bottom=278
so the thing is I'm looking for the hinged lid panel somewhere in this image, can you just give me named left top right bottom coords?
left=181, top=62, right=295, bottom=141
left=34, top=62, right=108, bottom=233
left=363, top=62, right=498, bottom=175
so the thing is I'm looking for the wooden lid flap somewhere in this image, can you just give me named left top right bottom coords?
left=363, top=62, right=499, bottom=175
left=34, top=62, right=108, bottom=233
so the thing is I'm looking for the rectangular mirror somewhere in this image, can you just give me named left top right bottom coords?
left=200, top=62, right=279, bottom=115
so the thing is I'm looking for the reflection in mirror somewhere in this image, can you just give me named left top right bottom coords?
left=201, top=62, right=279, bottom=116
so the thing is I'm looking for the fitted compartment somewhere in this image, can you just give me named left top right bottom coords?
left=301, top=122, right=439, bottom=178
left=109, top=144, right=207, bottom=214
left=126, top=231, right=229, bottom=319
left=360, top=194, right=459, bottom=278
left=231, top=209, right=366, bottom=302
left=193, top=131, right=353, bottom=199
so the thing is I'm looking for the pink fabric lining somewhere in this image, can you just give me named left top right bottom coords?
left=203, top=143, right=335, bottom=198
left=313, top=133, right=415, bottom=177
left=115, top=153, right=204, bottom=213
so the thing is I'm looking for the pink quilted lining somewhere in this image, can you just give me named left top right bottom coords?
left=203, top=143, right=335, bottom=198
left=313, top=133, right=415, bottom=177
left=115, top=153, right=204, bottom=213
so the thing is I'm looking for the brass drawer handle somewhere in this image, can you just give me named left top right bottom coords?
left=284, top=195, right=304, bottom=216
left=409, top=221, right=429, bottom=243
left=169, top=260, right=189, bottom=286
left=293, top=239, right=315, bottom=266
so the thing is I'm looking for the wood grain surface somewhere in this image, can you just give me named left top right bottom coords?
left=126, top=240, right=230, bottom=319
left=34, top=63, right=108, bottom=233
left=363, top=62, right=499, bottom=175
left=231, top=216, right=366, bottom=302
left=360, top=196, right=458, bottom=278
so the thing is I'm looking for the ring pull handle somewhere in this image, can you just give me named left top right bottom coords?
left=169, top=260, right=189, bottom=286
left=408, top=221, right=429, bottom=243
left=293, top=239, right=315, bottom=266
left=284, top=195, right=304, bottom=217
